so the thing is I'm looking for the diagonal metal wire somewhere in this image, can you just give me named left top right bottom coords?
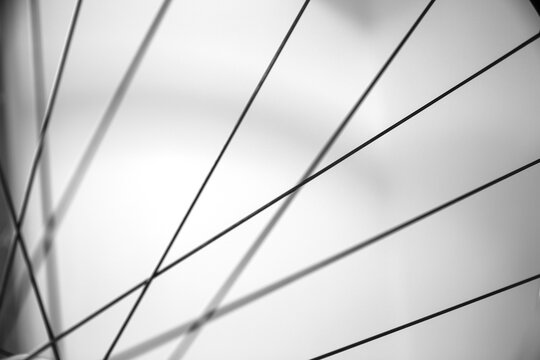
left=136, top=31, right=540, bottom=308
left=310, top=274, right=540, bottom=359
left=14, top=0, right=176, bottom=311
left=23, top=30, right=540, bottom=360
left=16, top=0, right=83, bottom=229
left=167, top=1, right=436, bottom=358
left=0, top=165, right=62, bottom=360
left=110, top=156, right=540, bottom=360
left=0, top=0, right=83, bottom=318
left=102, top=1, right=312, bottom=358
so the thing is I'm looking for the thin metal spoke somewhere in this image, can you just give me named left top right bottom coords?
left=111, top=322, right=191, bottom=360
left=108, top=156, right=540, bottom=360
left=168, top=1, right=436, bottom=358
left=213, top=157, right=540, bottom=320
left=147, top=31, right=540, bottom=298
left=310, top=274, right=540, bottom=359
left=16, top=0, right=83, bottom=226
left=103, top=1, right=312, bottom=358
left=14, top=0, right=175, bottom=311
left=0, top=0, right=84, bottom=316
left=23, top=31, right=540, bottom=360
left=0, top=166, right=62, bottom=360
left=29, top=0, right=64, bottom=352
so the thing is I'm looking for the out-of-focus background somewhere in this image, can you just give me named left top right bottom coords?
left=1, top=0, right=540, bottom=359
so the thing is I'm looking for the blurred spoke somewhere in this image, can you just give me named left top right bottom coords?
left=168, top=1, right=436, bottom=358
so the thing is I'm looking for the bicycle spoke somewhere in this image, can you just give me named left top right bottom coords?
left=103, top=1, right=312, bottom=358
left=14, top=0, right=176, bottom=314
left=0, top=166, right=62, bottom=359
left=16, top=0, right=83, bottom=225
left=0, top=0, right=84, bottom=316
left=151, top=31, right=540, bottom=301
left=22, top=0, right=174, bottom=285
left=29, top=0, right=64, bottom=352
left=168, top=1, right=436, bottom=358
left=114, top=156, right=540, bottom=360
left=23, top=31, right=540, bottom=360
left=310, top=273, right=540, bottom=359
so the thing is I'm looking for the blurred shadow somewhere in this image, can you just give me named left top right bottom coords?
left=324, top=0, right=420, bottom=28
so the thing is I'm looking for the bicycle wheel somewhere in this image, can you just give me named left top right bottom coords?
left=1, top=0, right=540, bottom=359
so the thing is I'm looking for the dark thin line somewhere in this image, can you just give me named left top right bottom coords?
left=0, top=0, right=83, bottom=316
left=111, top=155, right=540, bottom=360
left=103, top=1, right=312, bottom=358
left=23, top=32, right=540, bottom=360
left=26, top=282, right=143, bottom=360
left=311, top=274, right=540, bottom=359
left=17, top=0, right=175, bottom=311
left=29, top=0, right=64, bottom=354
left=154, top=31, right=540, bottom=297
left=215, top=157, right=540, bottom=320
left=0, top=167, right=62, bottom=360
left=13, top=0, right=175, bottom=320
left=16, top=0, right=83, bottom=225
left=168, top=1, right=436, bottom=358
